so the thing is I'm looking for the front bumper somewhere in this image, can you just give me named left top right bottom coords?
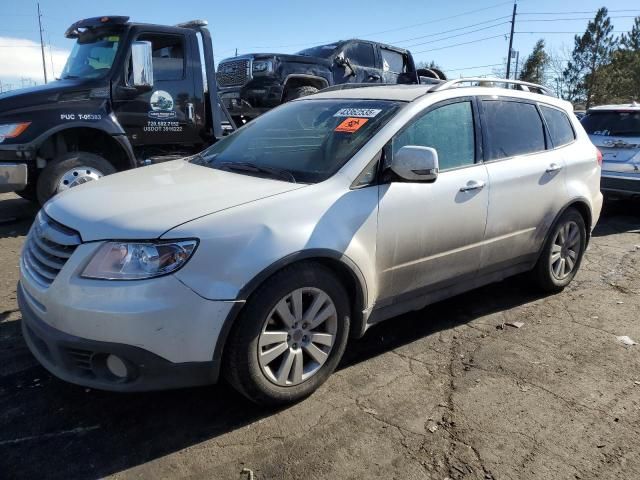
left=601, top=172, right=640, bottom=197
left=219, top=81, right=284, bottom=118
left=19, top=283, right=217, bottom=391
left=0, top=162, right=27, bottom=193
left=18, top=239, right=239, bottom=391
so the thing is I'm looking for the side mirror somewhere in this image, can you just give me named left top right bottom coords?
left=130, top=41, right=154, bottom=90
left=390, top=145, right=439, bottom=182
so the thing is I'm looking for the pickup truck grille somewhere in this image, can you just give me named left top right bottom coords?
left=217, top=59, right=250, bottom=87
left=21, top=212, right=81, bottom=288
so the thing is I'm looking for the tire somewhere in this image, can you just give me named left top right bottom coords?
left=224, top=262, right=351, bottom=406
left=36, top=151, right=116, bottom=205
left=16, top=183, right=37, bottom=203
left=283, top=85, right=319, bottom=102
left=531, top=208, right=587, bottom=293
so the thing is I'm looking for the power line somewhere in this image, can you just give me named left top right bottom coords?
left=519, top=15, right=640, bottom=22
left=516, top=31, right=627, bottom=34
left=389, top=15, right=511, bottom=44
left=413, top=34, right=506, bottom=54
left=404, top=22, right=510, bottom=48
left=444, top=62, right=504, bottom=72
left=519, top=9, right=640, bottom=15
left=236, top=1, right=515, bottom=50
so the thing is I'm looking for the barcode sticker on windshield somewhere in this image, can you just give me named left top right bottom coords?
left=334, top=108, right=382, bottom=118
left=335, top=117, right=369, bottom=133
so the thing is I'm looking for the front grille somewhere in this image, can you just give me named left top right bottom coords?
left=216, top=59, right=250, bottom=87
left=22, top=212, right=81, bottom=288
left=601, top=176, right=640, bottom=194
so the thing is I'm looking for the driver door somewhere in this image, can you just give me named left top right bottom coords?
left=112, top=31, right=200, bottom=150
left=376, top=98, right=489, bottom=302
left=334, top=41, right=382, bottom=84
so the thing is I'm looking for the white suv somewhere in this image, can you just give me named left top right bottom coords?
left=581, top=103, right=640, bottom=198
left=19, top=79, right=602, bottom=405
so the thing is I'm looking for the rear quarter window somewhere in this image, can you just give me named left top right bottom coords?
left=482, top=100, right=546, bottom=160
left=540, top=105, right=575, bottom=147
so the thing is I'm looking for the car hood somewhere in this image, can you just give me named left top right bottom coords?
left=44, top=159, right=307, bottom=242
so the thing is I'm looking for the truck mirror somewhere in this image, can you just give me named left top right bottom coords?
left=131, top=41, right=154, bottom=90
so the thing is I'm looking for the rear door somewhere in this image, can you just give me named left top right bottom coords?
left=380, top=47, right=407, bottom=83
left=479, top=98, right=568, bottom=270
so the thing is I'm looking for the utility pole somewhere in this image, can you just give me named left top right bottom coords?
left=505, top=1, right=517, bottom=79
left=37, top=2, right=48, bottom=84
left=514, top=50, right=520, bottom=80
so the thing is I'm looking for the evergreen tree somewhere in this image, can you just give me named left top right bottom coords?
left=518, top=39, right=549, bottom=85
left=620, top=16, right=640, bottom=51
left=563, top=7, right=616, bottom=108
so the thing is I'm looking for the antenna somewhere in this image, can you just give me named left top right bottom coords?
left=37, top=2, right=48, bottom=83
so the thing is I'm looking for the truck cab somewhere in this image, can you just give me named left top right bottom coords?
left=0, top=16, right=231, bottom=205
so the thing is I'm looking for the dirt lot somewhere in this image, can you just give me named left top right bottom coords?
left=0, top=191, right=639, bottom=480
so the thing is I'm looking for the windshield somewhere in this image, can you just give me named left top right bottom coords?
left=195, top=99, right=402, bottom=183
left=582, top=111, right=640, bottom=137
left=297, top=44, right=339, bottom=59
left=61, top=34, right=120, bottom=80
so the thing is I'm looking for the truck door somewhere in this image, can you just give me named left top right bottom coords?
left=112, top=31, right=203, bottom=154
left=335, top=41, right=382, bottom=84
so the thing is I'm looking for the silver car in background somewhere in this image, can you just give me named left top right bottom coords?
left=582, top=103, right=640, bottom=198
left=18, top=79, right=602, bottom=405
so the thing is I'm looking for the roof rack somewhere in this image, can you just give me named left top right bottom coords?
left=430, top=77, right=554, bottom=96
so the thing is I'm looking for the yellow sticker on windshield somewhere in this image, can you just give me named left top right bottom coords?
left=335, top=117, right=368, bottom=133
left=106, top=36, right=120, bottom=42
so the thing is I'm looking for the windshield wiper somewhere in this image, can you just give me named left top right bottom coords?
left=218, top=161, right=297, bottom=183
left=61, top=75, right=80, bottom=79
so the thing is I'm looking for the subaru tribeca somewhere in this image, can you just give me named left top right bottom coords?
left=19, top=79, right=602, bottom=405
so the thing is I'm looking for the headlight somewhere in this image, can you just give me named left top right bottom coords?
left=0, top=122, right=31, bottom=143
left=252, top=60, right=273, bottom=74
left=82, top=240, right=198, bottom=280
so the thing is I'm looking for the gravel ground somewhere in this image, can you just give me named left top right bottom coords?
left=0, top=192, right=639, bottom=480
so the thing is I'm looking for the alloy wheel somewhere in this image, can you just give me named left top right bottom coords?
left=57, top=166, right=104, bottom=192
left=258, top=287, right=337, bottom=386
left=550, top=220, right=581, bottom=280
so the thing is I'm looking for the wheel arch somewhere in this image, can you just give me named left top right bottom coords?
left=211, top=249, right=368, bottom=379
left=282, top=75, right=329, bottom=99
left=34, top=125, right=136, bottom=173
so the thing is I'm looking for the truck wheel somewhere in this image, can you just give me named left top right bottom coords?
left=36, top=152, right=116, bottom=205
left=224, top=262, right=351, bottom=406
left=284, top=85, right=319, bottom=102
left=16, top=184, right=38, bottom=203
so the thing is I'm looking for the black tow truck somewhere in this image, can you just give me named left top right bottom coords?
left=217, top=39, right=445, bottom=123
left=0, top=16, right=234, bottom=205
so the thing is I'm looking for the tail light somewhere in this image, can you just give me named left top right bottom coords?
left=596, top=149, right=603, bottom=166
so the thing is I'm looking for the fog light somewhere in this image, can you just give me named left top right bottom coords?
left=106, top=354, right=128, bottom=378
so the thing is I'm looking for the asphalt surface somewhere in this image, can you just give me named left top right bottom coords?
left=1, top=192, right=639, bottom=480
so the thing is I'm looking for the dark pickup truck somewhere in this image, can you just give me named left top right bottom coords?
left=217, top=39, right=442, bottom=122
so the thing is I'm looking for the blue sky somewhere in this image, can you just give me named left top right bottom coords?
left=1, top=0, right=639, bottom=89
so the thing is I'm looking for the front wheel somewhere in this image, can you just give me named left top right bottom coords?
left=36, top=152, right=116, bottom=205
left=531, top=208, right=587, bottom=293
left=283, top=85, right=319, bottom=102
left=224, top=263, right=351, bottom=405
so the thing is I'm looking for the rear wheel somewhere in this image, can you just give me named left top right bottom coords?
left=224, top=262, right=350, bottom=405
left=283, top=85, right=319, bottom=102
left=36, top=152, right=116, bottom=205
left=531, top=208, right=586, bottom=293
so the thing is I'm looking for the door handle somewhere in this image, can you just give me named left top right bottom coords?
left=546, top=163, right=563, bottom=173
left=459, top=180, right=486, bottom=192
left=187, top=103, right=195, bottom=123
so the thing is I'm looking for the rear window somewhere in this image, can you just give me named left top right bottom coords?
left=581, top=111, right=640, bottom=137
left=540, top=105, right=575, bottom=147
left=482, top=100, right=546, bottom=160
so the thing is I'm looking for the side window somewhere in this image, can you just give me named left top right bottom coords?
left=393, top=101, right=475, bottom=170
left=540, top=105, right=575, bottom=147
left=344, top=42, right=376, bottom=67
left=381, top=48, right=406, bottom=73
left=137, top=34, right=185, bottom=81
left=482, top=100, right=546, bottom=160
